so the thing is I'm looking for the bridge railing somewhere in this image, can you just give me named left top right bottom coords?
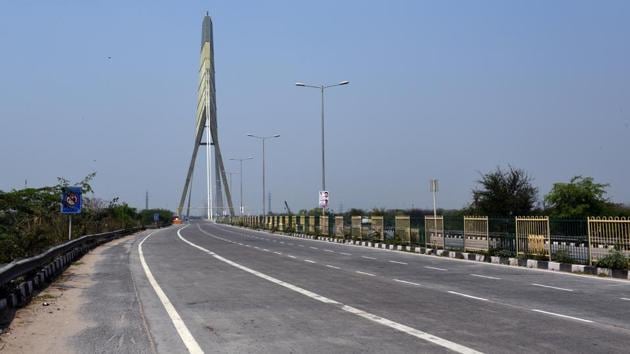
left=0, top=227, right=143, bottom=316
left=220, top=214, right=630, bottom=267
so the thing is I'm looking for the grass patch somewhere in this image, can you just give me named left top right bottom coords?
left=34, top=293, right=57, bottom=301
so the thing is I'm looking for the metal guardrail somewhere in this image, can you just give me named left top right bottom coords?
left=0, top=227, right=142, bottom=289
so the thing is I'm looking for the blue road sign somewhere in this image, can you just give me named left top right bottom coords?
left=61, top=187, right=82, bottom=214
left=153, top=213, right=160, bottom=222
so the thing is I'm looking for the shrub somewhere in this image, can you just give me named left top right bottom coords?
left=488, top=248, right=515, bottom=258
left=596, top=250, right=629, bottom=270
left=552, top=249, right=574, bottom=264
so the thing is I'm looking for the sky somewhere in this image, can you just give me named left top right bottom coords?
left=1, top=0, right=629, bottom=215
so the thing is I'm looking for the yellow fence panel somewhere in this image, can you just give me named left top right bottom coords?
left=321, top=216, right=329, bottom=236
left=515, top=216, right=550, bottom=259
left=395, top=216, right=411, bottom=245
left=371, top=216, right=385, bottom=242
left=588, top=217, right=630, bottom=265
left=335, top=216, right=344, bottom=238
left=464, top=216, right=489, bottom=252
left=425, top=216, right=444, bottom=248
left=351, top=216, right=362, bottom=240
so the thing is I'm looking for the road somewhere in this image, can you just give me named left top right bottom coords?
left=69, top=221, right=630, bottom=353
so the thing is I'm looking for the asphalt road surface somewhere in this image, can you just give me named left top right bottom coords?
left=71, top=221, right=630, bottom=353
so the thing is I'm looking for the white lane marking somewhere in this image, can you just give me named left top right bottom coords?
left=254, top=246, right=260, bottom=250
left=340, top=252, right=352, bottom=256
left=244, top=244, right=251, bottom=247
left=279, top=242, right=285, bottom=244
left=273, top=251, right=282, bottom=255
left=140, top=228, right=204, bottom=354
left=447, top=291, right=488, bottom=302
left=298, top=245, right=305, bottom=247
left=356, top=271, right=376, bottom=277
left=425, top=266, right=447, bottom=271
left=237, top=243, right=243, bottom=245
left=218, top=223, right=630, bottom=285
left=341, top=305, right=482, bottom=354
left=304, top=259, right=316, bottom=264
left=326, top=264, right=341, bottom=270
left=324, top=249, right=335, bottom=253
left=288, top=255, right=297, bottom=259
left=309, top=246, right=319, bottom=250
left=531, top=283, right=573, bottom=292
left=470, top=274, right=501, bottom=280
left=621, top=298, right=630, bottom=301
left=393, top=279, right=421, bottom=286
left=389, top=260, right=407, bottom=265
left=178, top=230, right=482, bottom=354
left=361, top=256, right=376, bottom=260
left=531, top=309, right=593, bottom=323
left=262, top=248, right=270, bottom=252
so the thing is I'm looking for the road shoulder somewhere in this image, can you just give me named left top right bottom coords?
left=0, top=232, right=153, bottom=354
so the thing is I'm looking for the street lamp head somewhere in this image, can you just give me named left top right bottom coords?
left=273, top=134, right=280, bottom=138
left=339, top=80, right=350, bottom=85
left=246, top=156, right=254, bottom=160
left=246, top=133, right=254, bottom=137
left=295, top=82, right=306, bottom=87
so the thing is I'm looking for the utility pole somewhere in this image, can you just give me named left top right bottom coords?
left=145, top=190, right=149, bottom=210
left=268, top=192, right=272, bottom=215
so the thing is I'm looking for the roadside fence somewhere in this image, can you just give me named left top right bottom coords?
left=223, top=214, right=630, bottom=266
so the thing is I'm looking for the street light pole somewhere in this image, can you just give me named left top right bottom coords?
left=247, top=134, right=280, bottom=216
left=296, top=80, right=349, bottom=210
left=229, top=157, right=253, bottom=216
left=320, top=85, right=325, bottom=191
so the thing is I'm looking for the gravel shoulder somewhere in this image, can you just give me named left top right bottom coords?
left=0, top=232, right=153, bottom=354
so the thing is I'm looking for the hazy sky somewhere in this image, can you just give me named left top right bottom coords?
left=1, top=0, right=629, bottom=214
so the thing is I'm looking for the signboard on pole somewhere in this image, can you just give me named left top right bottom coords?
left=319, top=191, right=329, bottom=208
left=153, top=213, right=160, bottom=222
left=61, top=187, right=82, bottom=214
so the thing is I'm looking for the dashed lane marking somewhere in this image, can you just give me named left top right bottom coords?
left=326, top=264, right=341, bottom=270
left=425, top=266, right=447, bottom=271
left=178, top=228, right=482, bottom=354
left=304, top=259, right=316, bottom=264
left=361, top=256, right=376, bottom=260
left=340, top=252, right=352, bottom=256
left=389, top=260, right=407, bottom=265
left=356, top=271, right=376, bottom=277
left=393, top=279, right=421, bottom=286
left=470, top=274, right=501, bottom=280
left=447, top=291, right=488, bottom=302
left=531, top=309, right=593, bottom=323
left=531, top=283, right=573, bottom=292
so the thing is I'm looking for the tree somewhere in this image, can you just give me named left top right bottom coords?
left=544, top=176, right=610, bottom=218
left=471, top=166, right=538, bottom=217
